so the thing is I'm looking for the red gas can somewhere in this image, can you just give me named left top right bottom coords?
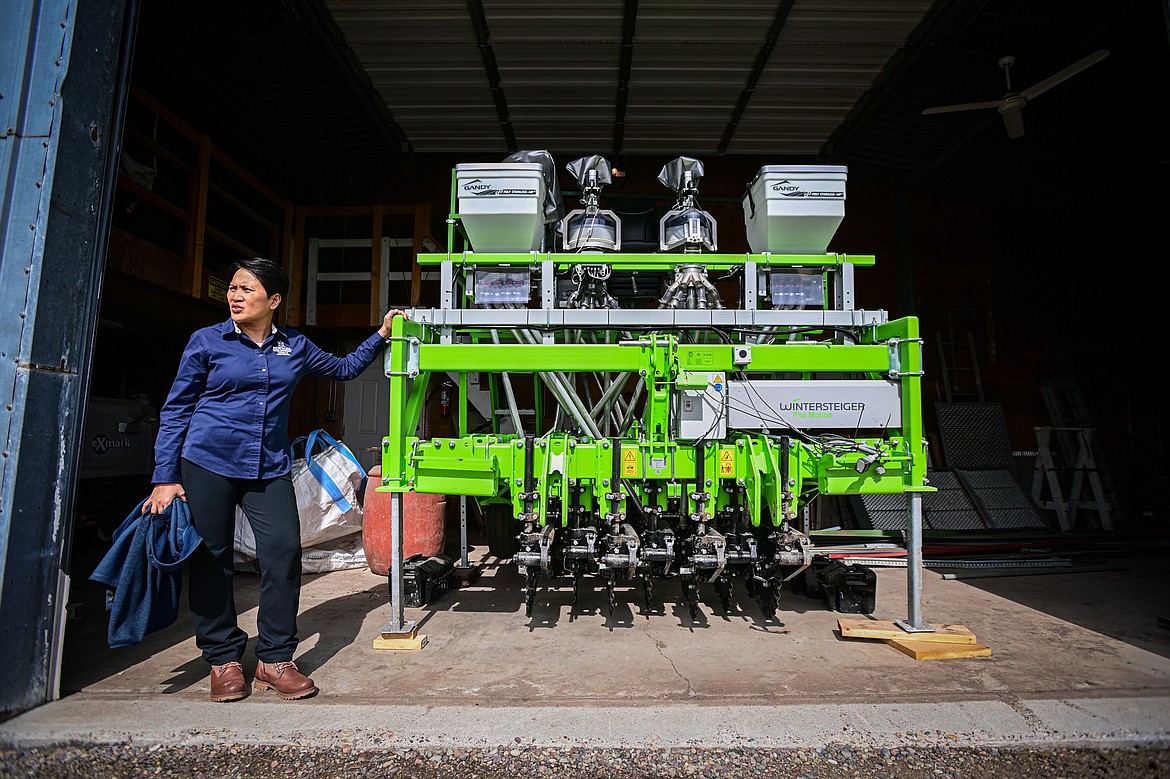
left=363, top=466, right=447, bottom=576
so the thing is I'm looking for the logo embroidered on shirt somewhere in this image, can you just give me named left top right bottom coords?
left=272, top=341, right=292, bottom=356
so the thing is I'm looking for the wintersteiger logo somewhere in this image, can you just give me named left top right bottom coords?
left=779, top=397, right=865, bottom=419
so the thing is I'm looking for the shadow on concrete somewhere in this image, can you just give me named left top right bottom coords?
left=60, top=562, right=262, bottom=695
left=945, top=550, right=1170, bottom=660
left=290, top=582, right=387, bottom=674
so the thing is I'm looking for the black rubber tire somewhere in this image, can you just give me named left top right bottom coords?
left=485, top=503, right=520, bottom=559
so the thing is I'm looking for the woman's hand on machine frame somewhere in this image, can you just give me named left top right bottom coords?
left=378, top=308, right=410, bottom=339
left=143, top=483, right=185, bottom=514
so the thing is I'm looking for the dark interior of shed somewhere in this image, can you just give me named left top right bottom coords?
left=78, top=1, right=1170, bottom=547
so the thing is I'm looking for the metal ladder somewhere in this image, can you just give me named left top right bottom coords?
left=935, top=310, right=984, bottom=402
left=1038, top=378, right=1121, bottom=528
left=1031, top=426, right=1114, bottom=531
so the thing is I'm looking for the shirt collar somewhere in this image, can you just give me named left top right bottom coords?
left=232, top=321, right=277, bottom=337
left=221, top=318, right=286, bottom=342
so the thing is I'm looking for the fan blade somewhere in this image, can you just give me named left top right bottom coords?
left=922, top=99, right=1001, bottom=115
left=1020, top=49, right=1109, bottom=101
left=1001, top=105, right=1025, bottom=138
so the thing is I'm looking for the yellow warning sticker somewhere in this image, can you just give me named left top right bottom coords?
left=207, top=274, right=229, bottom=303
left=719, top=449, right=734, bottom=476
left=622, top=449, right=637, bottom=476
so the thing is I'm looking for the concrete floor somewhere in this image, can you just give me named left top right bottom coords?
left=3, top=527, right=1169, bottom=751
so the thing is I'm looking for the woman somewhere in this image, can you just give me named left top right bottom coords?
left=144, top=257, right=406, bottom=702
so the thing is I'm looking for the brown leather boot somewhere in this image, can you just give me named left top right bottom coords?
left=254, top=661, right=318, bottom=700
left=209, top=661, right=249, bottom=703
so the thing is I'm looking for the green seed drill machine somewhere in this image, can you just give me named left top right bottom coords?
left=378, top=153, right=934, bottom=639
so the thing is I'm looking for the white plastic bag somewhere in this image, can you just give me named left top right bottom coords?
left=300, top=532, right=368, bottom=573
left=234, top=429, right=366, bottom=562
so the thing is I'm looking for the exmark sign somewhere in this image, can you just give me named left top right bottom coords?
left=726, top=380, right=902, bottom=430
left=90, top=433, right=133, bottom=454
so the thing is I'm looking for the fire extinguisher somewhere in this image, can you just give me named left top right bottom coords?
left=439, top=383, right=453, bottom=416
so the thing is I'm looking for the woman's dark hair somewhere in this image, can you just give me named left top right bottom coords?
left=228, top=257, right=289, bottom=301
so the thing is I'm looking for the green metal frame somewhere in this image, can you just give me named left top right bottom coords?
left=380, top=258, right=930, bottom=526
left=374, top=165, right=939, bottom=636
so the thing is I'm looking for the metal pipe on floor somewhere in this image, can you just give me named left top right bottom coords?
left=940, top=564, right=1123, bottom=580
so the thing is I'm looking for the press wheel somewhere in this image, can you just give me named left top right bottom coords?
left=484, top=503, right=520, bottom=559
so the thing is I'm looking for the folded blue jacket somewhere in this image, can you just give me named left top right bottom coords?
left=90, top=498, right=204, bottom=649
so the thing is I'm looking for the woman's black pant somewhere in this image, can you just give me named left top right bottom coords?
left=181, top=458, right=301, bottom=665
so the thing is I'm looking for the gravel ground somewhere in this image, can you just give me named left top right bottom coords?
left=2, top=743, right=1168, bottom=778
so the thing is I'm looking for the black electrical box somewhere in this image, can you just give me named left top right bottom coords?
left=389, top=554, right=456, bottom=608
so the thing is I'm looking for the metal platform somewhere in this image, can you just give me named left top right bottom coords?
left=935, top=402, right=1015, bottom=469
left=851, top=470, right=988, bottom=532
left=932, top=401, right=1052, bottom=531
left=956, top=468, right=1051, bottom=530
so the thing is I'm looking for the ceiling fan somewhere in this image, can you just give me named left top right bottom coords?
left=922, top=49, right=1109, bottom=138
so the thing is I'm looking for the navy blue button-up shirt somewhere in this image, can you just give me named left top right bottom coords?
left=152, top=318, right=386, bottom=483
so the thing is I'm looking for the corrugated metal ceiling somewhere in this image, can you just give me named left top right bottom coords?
left=325, top=0, right=937, bottom=157
left=132, top=0, right=1166, bottom=212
